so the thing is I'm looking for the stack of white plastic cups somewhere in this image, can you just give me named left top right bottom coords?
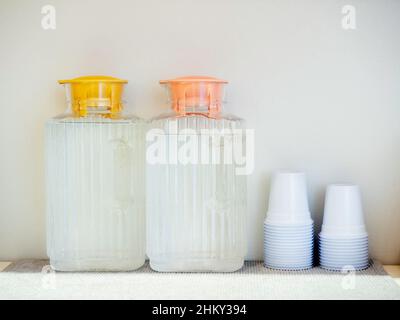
left=264, top=171, right=314, bottom=270
left=319, top=184, right=369, bottom=271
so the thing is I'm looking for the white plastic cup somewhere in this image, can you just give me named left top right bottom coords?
left=265, top=171, right=312, bottom=225
left=320, top=184, right=367, bottom=237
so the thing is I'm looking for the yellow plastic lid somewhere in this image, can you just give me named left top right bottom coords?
left=58, top=75, right=127, bottom=118
left=58, top=75, right=127, bottom=84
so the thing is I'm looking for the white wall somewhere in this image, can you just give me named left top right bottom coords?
left=1, top=0, right=400, bottom=263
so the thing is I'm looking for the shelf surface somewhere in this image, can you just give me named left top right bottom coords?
left=0, top=260, right=400, bottom=299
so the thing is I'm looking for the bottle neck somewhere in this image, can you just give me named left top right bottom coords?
left=69, top=100, right=123, bottom=118
left=65, top=83, right=124, bottom=118
left=172, top=102, right=222, bottom=118
left=164, top=80, right=226, bottom=119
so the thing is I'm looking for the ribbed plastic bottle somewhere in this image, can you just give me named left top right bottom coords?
left=146, top=76, right=247, bottom=272
left=45, top=76, right=145, bottom=271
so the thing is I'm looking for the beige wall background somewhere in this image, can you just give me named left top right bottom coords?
left=0, top=0, right=399, bottom=263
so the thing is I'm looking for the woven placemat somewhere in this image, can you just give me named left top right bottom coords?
left=1, top=260, right=399, bottom=299
left=2, top=259, right=387, bottom=275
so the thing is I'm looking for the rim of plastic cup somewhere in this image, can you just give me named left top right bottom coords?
left=320, top=260, right=369, bottom=265
left=264, top=260, right=313, bottom=268
left=319, top=252, right=369, bottom=258
left=320, top=258, right=369, bottom=264
left=320, top=266, right=369, bottom=272
left=265, top=252, right=313, bottom=258
left=265, top=247, right=314, bottom=253
left=265, top=230, right=314, bottom=235
left=319, top=243, right=369, bottom=249
left=319, top=240, right=368, bottom=246
left=319, top=232, right=368, bottom=238
left=265, top=249, right=314, bottom=254
left=264, top=258, right=313, bottom=265
left=318, top=245, right=369, bottom=253
left=320, top=264, right=369, bottom=271
left=319, top=256, right=369, bottom=264
left=264, top=226, right=314, bottom=231
left=265, top=239, right=314, bottom=244
left=264, top=232, right=314, bottom=238
left=264, top=227, right=314, bottom=233
left=319, top=246, right=368, bottom=252
left=320, top=230, right=367, bottom=238
left=319, top=244, right=368, bottom=250
left=319, top=246, right=369, bottom=251
left=265, top=245, right=313, bottom=249
left=319, top=231, right=367, bottom=240
left=319, top=255, right=369, bottom=261
left=317, top=236, right=368, bottom=243
left=319, top=251, right=369, bottom=257
left=264, top=236, right=314, bottom=245
left=265, top=231, right=314, bottom=236
left=263, top=226, right=314, bottom=234
left=264, top=233, right=314, bottom=238
left=319, top=252, right=369, bottom=257
left=264, top=241, right=314, bottom=246
left=264, top=230, right=314, bottom=236
left=266, top=231, right=314, bottom=236
left=264, top=223, right=314, bottom=228
left=264, top=256, right=314, bottom=263
left=320, top=259, right=369, bottom=266
left=264, top=242, right=314, bottom=248
left=265, top=227, right=314, bottom=232
left=319, top=239, right=369, bottom=245
left=264, top=219, right=314, bottom=227
left=264, top=260, right=313, bottom=266
left=264, top=237, right=313, bottom=245
left=265, top=263, right=313, bottom=270
left=265, top=252, right=314, bottom=257
left=318, top=237, right=368, bottom=243
left=319, top=259, right=371, bottom=267
left=319, top=242, right=368, bottom=247
left=319, top=258, right=369, bottom=264
left=265, top=258, right=314, bottom=262
left=320, top=254, right=368, bottom=258
left=319, top=259, right=370, bottom=267
left=265, top=235, right=314, bottom=240
left=265, top=249, right=314, bottom=255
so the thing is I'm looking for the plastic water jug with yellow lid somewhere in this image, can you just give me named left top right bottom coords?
left=45, top=76, right=145, bottom=271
